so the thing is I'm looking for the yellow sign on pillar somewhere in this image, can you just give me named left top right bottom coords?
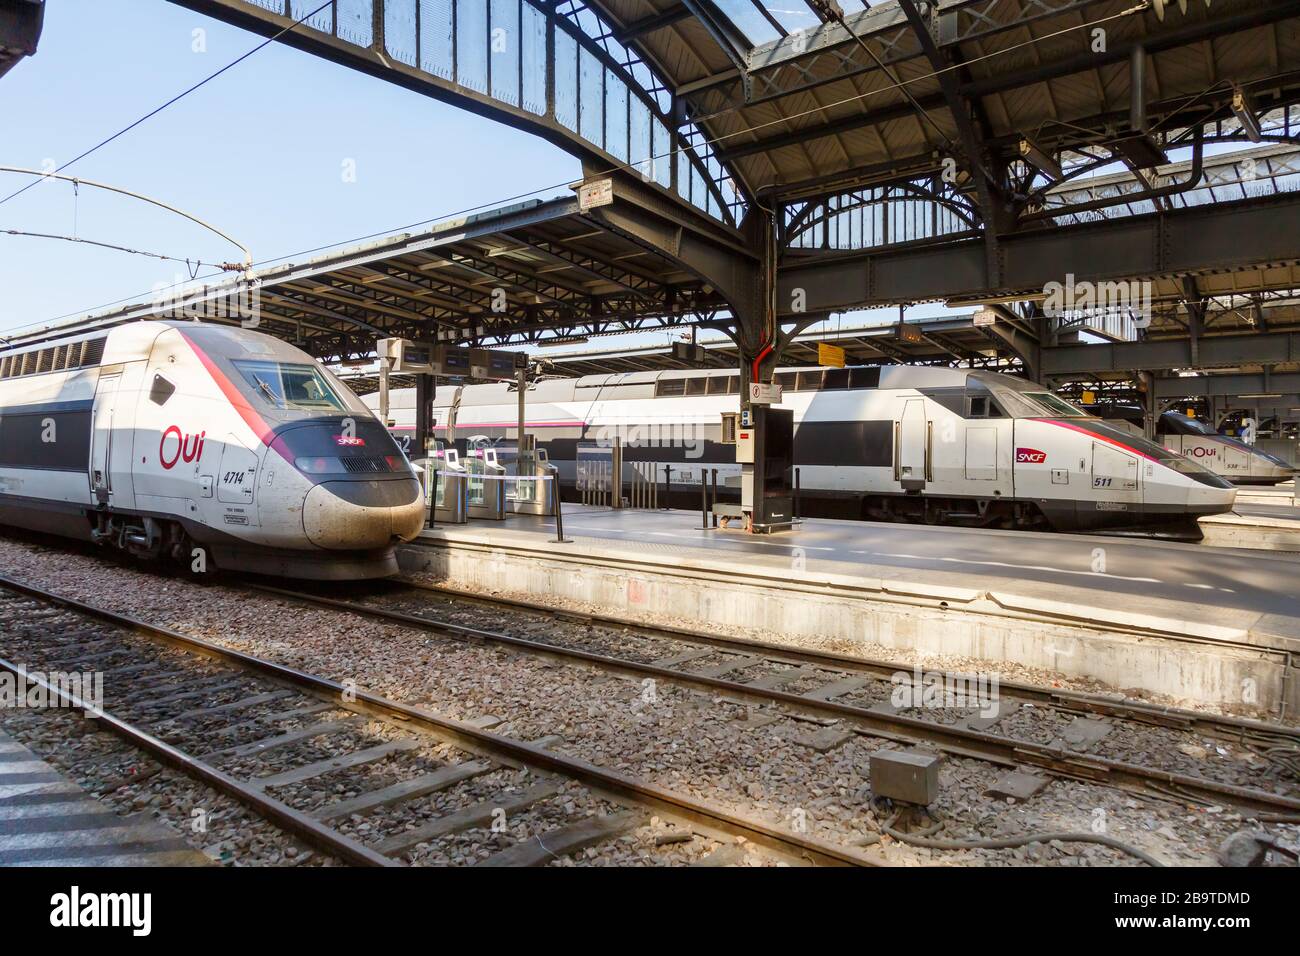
left=818, top=342, right=846, bottom=367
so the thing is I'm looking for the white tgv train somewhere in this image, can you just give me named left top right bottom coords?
left=370, top=365, right=1237, bottom=537
left=1156, top=412, right=1294, bottom=485
left=0, top=321, right=425, bottom=578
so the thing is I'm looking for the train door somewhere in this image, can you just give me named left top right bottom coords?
left=965, top=428, right=998, bottom=480
left=216, top=434, right=258, bottom=511
left=89, top=372, right=122, bottom=503
left=895, top=398, right=928, bottom=490
left=1091, top=442, right=1140, bottom=503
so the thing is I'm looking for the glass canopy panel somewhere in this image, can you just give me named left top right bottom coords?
left=712, top=0, right=781, bottom=46
left=760, top=1, right=823, bottom=35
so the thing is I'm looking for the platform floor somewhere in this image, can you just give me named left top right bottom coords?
left=418, top=504, right=1300, bottom=633
left=0, top=730, right=209, bottom=867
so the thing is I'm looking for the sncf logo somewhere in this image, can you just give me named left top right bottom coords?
left=160, top=426, right=206, bottom=470
left=335, top=435, right=365, bottom=447
left=1015, top=447, right=1047, bottom=464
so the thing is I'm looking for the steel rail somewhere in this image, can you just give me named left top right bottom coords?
left=0, top=655, right=397, bottom=867
left=394, top=579, right=1300, bottom=745
left=0, top=573, right=880, bottom=868
left=247, top=582, right=1300, bottom=817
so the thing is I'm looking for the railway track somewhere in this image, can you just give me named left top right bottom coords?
left=247, top=578, right=1300, bottom=818
left=0, top=574, right=885, bottom=867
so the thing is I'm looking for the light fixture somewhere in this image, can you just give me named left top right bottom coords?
left=1231, top=86, right=1262, bottom=143
left=1019, top=138, right=1063, bottom=181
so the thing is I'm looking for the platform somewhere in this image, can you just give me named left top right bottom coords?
left=401, top=506, right=1300, bottom=718
left=1201, top=505, right=1300, bottom=551
left=0, top=730, right=209, bottom=867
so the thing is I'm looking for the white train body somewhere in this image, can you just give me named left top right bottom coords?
left=370, top=366, right=1236, bottom=536
left=0, top=321, right=424, bottom=578
left=1156, top=412, right=1294, bottom=485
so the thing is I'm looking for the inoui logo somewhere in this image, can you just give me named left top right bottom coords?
left=159, top=426, right=206, bottom=470
left=49, top=886, right=151, bottom=936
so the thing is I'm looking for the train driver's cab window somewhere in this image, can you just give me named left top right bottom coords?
left=232, top=360, right=348, bottom=411
left=149, top=373, right=177, bottom=406
left=965, top=393, right=1004, bottom=418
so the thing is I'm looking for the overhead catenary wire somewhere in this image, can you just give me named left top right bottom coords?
left=0, top=228, right=206, bottom=267
left=0, top=0, right=333, bottom=211
left=15, top=0, right=1154, bottom=333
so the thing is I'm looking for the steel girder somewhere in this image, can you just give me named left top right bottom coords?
left=1043, top=332, right=1300, bottom=376
left=687, top=0, right=1109, bottom=112
left=778, top=190, right=1300, bottom=315
left=168, top=0, right=742, bottom=225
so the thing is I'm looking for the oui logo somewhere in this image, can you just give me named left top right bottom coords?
left=160, top=426, right=206, bottom=470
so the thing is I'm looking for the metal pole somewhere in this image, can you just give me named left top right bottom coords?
left=794, top=467, right=801, bottom=520
left=428, top=465, right=438, bottom=530
left=701, top=468, right=708, bottom=529
left=516, top=367, right=527, bottom=476
left=711, top=469, right=718, bottom=527
left=551, top=471, right=570, bottom=543
left=663, top=465, right=672, bottom=510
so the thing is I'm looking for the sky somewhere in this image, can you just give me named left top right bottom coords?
left=0, top=0, right=579, bottom=338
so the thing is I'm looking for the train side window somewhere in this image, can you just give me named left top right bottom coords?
left=848, top=367, right=880, bottom=389
left=797, top=371, right=823, bottom=391
left=706, top=376, right=730, bottom=395
left=655, top=378, right=685, bottom=397
left=776, top=372, right=798, bottom=391
left=150, top=373, right=177, bottom=406
left=822, top=368, right=850, bottom=390
left=685, top=377, right=708, bottom=396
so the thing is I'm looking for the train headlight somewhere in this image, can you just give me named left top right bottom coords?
left=295, top=456, right=342, bottom=474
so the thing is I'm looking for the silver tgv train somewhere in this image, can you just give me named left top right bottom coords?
left=0, top=321, right=425, bottom=579
left=370, top=365, right=1237, bottom=538
left=1154, top=412, right=1294, bottom=485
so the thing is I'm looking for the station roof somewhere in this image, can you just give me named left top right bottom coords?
left=7, top=195, right=729, bottom=361
left=598, top=0, right=1300, bottom=202
left=0, top=0, right=43, bottom=80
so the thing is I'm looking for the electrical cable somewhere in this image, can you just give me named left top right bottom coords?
left=1, top=228, right=207, bottom=266
left=0, top=0, right=332, bottom=210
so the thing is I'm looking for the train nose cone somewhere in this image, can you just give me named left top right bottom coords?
left=303, top=477, right=426, bottom=549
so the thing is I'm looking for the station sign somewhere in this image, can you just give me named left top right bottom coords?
left=377, top=338, right=525, bottom=380
left=671, top=340, right=709, bottom=365
left=973, top=308, right=998, bottom=327
left=818, top=342, right=846, bottom=368
left=578, top=178, right=614, bottom=211
left=749, top=382, right=782, bottom=405
left=897, top=321, right=924, bottom=344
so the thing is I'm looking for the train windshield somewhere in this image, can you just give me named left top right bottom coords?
left=233, top=360, right=348, bottom=412
left=1023, top=392, right=1089, bottom=417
